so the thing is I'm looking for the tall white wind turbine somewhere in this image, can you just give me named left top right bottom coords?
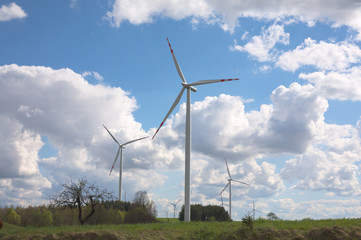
left=152, top=38, right=239, bottom=222
left=103, top=124, right=148, bottom=201
left=220, top=159, right=249, bottom=220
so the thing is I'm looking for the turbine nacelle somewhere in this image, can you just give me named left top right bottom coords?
left=181, top=82, right=197, bottom=92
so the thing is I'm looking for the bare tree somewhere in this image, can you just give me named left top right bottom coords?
left=51, top=177, right=114, bottom=225
left=133, top=191, right=157, bottom=218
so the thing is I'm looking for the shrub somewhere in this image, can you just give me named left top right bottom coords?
left=242, top=214, right=254, bottom=230
left=124, top=207, right=156, bottom=224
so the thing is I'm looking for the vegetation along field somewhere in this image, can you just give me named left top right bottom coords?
left=1, top=179, right=361, bottom=239
left=2, top=218, right=361, bottom=240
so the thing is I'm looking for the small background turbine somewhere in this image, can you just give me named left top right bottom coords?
left=220, top=159, right=250, bottom=220
left=103, top=124, right=148, bottom=201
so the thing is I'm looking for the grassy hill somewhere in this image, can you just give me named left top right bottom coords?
left=1, top=218, right=361, bottom=240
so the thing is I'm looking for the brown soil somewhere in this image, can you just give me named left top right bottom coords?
left=2, top=226, right=361, bottom=240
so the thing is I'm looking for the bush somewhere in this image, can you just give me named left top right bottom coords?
left=242, top=214, right=254, bottom=230
left=124, top=207, right=156, bottom=224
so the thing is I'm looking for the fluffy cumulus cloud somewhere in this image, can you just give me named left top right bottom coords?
left=190, top=156, right=284, bottom=204
left=105, top=0, right=214, bottom=27
left=267, top=198, right=361, bottom=220
left=0, top=64, right=182, bottom=205
left=299, top=67, right=361, bottom=101
left=277, top=38, right=361, bottom=72
left=281, top=121, right=361, bottom=196
left=1, top=64, right=361, bottom=217
left=231, top=23, right=289, bottom=62
left=163, top=80, right=361, bottom=203
left=172, top=83, right=327, bottom=158
left=0, top=2, right=27, bottom=21
left=106, top=0, right=361, bottom=35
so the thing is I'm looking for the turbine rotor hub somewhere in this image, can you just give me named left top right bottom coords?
left=181, top=82, right=197, bottom=92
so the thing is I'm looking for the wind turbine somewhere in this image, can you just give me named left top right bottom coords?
left=103, top=124, right=148, bottom=201
left=220, top=159, right=250, bottom=220
left=152, top=38, right=239, bottom=222
left=169, top=199, right=181, bottom=219
left=250, top=201, right=263, bottom=220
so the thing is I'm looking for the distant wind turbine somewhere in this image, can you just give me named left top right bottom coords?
left=164, top=209, right=169, bottom=219
left=169, top=199, right=181, bottom=219
left=250, top=201, right=263, bottom=220
left=220, top=159, right=250, bottom=220
left=103, top=124, right=148, bottom=201
left=152, top=38, right=239, bottom=222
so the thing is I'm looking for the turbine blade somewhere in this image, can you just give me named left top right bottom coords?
left=232, top=179, right=250, bottom=186
left=121, top=136, right=148, bottom=147
left=167, top=38, right=186, bottom=83
left=109, top=146, right=121, bottom=176
left=176, top=199, right=181, bottom=205
left=188, top=78, right=239, bottom=87
left=220, top=182, right=230, bottom=195
left=152, top=87, right=186, bottom=140
left=225, top=159, right=232, bottom=179
left=103, top=124, right=120, bottom=145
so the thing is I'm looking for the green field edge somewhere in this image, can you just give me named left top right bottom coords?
left=2, top=218, right=361, bottom=240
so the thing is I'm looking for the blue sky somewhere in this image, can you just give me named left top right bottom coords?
left=1, top=0, right=361, bottom=221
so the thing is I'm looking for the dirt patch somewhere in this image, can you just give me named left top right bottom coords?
left=1, top=231, right=123, bottom=240
left=307, top=226, right=361, bottom=240
left=221, top=226, right=361, bottom=240
left=2, top=226, right=361, bottom=240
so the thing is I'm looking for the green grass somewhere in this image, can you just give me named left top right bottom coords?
left=1, top=218, right=361, bottom=240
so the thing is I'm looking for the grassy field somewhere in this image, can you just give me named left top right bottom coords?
left=1, top=218, right=361, bottom=240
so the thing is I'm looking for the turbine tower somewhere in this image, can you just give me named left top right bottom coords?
left=220, top=159, right=250, bottom=219
left=103, top=124, right=148, bottom=201
left=169, top=199, right=181, bottom=219
left=152, top=38, right=239, bottom=222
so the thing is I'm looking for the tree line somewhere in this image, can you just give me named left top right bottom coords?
left=178, top=204, right=231, bottom=221
left=0, top=177, right=158, bottom=227
left=0, top=199, right=157, bottom=227
left=0, top=177, right=232, bottom=227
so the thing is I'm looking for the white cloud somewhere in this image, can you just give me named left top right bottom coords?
left=106, top=0, right=361, bottom=36
left=277, top=38, right=361, bottom=72
left=1, top=64, right=361, bottom=215
left=231, top=23, right=289, bottom=62
left=267, top=198, right=361, bottom=220
left=299, top=67, right=361, bottom=101
left=149, top=83, right=327, bottom=173
left=281, top=119, right=361, bottom=196
left=0, top=2, right=27, bottom=21
left=0, top=64, right=182, bottom=205
left=105, top=0, right=214, bottom=27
